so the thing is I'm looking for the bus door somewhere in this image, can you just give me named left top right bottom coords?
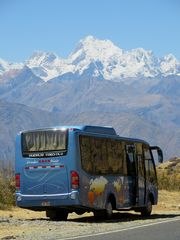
left=126, top=144, right=137, bottom=205
left=136, top=143, right=146, bottom=206
left=144, top=145, right=159, bottom=203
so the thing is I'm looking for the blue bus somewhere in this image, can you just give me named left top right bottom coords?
left=15, top=125, right=163, bottom=220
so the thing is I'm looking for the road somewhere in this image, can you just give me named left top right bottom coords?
left=63, top=218, right=180, bottom=240
left=1, top=211, right=180, bottom=239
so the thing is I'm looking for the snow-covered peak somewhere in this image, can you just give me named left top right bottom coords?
left=26, top=51, right=58, bottom=67
left=26, top=51, right=74, bottom=81
left=75, top=35, right=122, bottom=54
left=70, top=35, right=123, bottom=64
left=120, top=48, right=160, bottom=78
left=163, top=53, right=178, bottom=62
left=0, top=58, right=10, bottom=74
left=68, top=36, right=125, bottom=77
left=0, top=58, right=23, bottom=76
left=160, top=54, right=180, bottom=76
left=68, top=36, right=162, bottom=79
left=129, top=48, right=154, bottom=61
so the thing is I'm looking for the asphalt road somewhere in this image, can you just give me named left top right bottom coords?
left=63, top=218, right=180, bottom=240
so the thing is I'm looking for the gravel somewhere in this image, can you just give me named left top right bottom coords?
left=1, top=211, right=180, bottom=240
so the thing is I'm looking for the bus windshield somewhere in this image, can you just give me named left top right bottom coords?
left=22, top=129, right=67, bottom=157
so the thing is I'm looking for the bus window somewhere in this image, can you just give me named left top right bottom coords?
left=136, top=143, right=144, bottom=177
left=148, top=160, right=157, bottom=184
left=22, top=129, right=68, bottom=157
left=79, top=136, right=93, bottom=173
left=91, top=137, right=106, bottom=174
left=107, top=139, right=123, bottom=174
left=144, top=146, right=156, bottom=184
left=126, top=144, right=136, bottom=176
left=100, top=138, right=109, bottom=174
left=122, top=142, right=127, bottom=175
left=80, top=136, right=124, bottom=175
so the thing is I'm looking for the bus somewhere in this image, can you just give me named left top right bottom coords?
left=15, top=125, right=163, bottom=220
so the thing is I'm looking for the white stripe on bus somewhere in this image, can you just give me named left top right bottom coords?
left=25, top=165, right=64, bottom=169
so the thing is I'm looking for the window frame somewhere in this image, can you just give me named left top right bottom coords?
left=21, top=129, right=68, bottom=158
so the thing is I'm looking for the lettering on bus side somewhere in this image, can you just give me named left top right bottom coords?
left=24, top=151, right=66, bottom=158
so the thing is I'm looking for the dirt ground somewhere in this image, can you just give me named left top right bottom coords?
left=153, top=190, right=180, bottom=212
left=0, top=190, right=179, bottom=240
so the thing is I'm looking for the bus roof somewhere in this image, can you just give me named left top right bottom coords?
left=20, top=125, right=149, bottom=145
left=20, top=125, right=116, bottom=136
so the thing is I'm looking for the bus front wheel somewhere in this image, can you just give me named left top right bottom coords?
left=141, top=198, right=152, bottom=217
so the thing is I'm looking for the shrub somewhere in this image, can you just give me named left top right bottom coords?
left=157, top=171, right=180, bottom=191
left=0, top=161, right=15, bottom=209
left=157, top=157, right=180, bottom=191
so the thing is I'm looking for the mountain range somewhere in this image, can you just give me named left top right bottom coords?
left=0, top=36, right=180, bottom=163
left=1, top=36, right=180, bottom=82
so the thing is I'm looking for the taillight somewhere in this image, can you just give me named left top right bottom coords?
left=71, top=171, right=79, bottom=189
left=15, top=173, right=20, bottom=191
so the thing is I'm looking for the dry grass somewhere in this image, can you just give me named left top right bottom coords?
left=157, top=157, right=180, bottom=191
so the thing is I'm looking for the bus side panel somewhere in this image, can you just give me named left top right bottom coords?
left=79, top=173, right=132, bottom=210
left=76, top=134, right=132, bottom=210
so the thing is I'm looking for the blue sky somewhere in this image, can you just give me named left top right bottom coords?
left=0, top=0, right=179, bottom=62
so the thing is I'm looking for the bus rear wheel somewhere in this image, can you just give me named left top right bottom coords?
left=46, top=209, right=68, bottom=221
left=94, top=200, right=113, bottom=220
left=105, top=201, right=113, bottom=219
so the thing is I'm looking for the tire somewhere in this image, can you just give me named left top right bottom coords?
left=141, top=198, right=152, bottom=217
left=105, top=201, right=113, bottom=219
left=46, top=209, right=68, bottom=221
left=94, top=201, right=113, bottom=220
left=93, top=210, right=104, bottom=220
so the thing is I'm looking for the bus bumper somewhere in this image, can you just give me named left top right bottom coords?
left=16, top=191, right=80, bottom=208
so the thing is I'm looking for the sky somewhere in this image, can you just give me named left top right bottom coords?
left=0, top=0, right=180, bottom=62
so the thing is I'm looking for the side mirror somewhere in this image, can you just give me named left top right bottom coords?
left=157, top=149, right=163, bottom=163
left=150, top=146, right=163, bottom=163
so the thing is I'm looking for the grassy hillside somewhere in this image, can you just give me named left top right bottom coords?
left=157, top=157, right=180, bottom=191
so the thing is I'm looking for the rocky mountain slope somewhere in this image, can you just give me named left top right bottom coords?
left=0, top=36, right=179, bottom=162
left=0, top=100, right=61, bottom=161
left=157, top=157, right=180, bottom=174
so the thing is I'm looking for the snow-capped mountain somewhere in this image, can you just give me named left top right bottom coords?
left=160, top=54, right=180, bottom=76
left=26, top=51, right=74, bottom=81
left=68, top=36, right=180, bottom=79
left=0, top=36, right=179, bottom=81
left=0, top=58, right=23, bottom=80
left=27, top=36, right=180, bottom=80
left=69, top=36, right=160, bottom=79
